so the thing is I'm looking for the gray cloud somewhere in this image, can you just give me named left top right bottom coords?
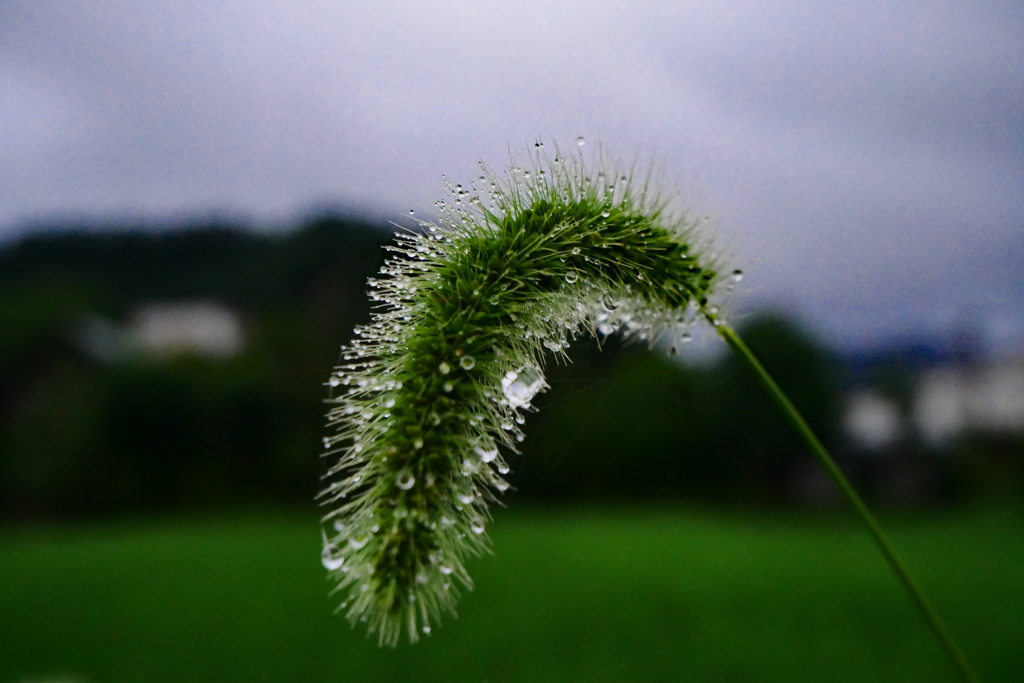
left=1, top=0, right=1022, bottom=350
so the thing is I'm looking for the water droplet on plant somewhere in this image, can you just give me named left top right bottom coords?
left=501, top=422, right=513, bottom=431
left=474, top=446, right=498, bottom=463
left=409, top=209, right=415, bottom=215
left=321, top=532, right=345, bottom=570
left=329, top=376, right=340, bottom=387
left=571, top=247, right=581, bottom=255
left=576, top=136, right=585, bottom=146
left=501, top=365, right=547, bottom=409
left=470, top=520, right=485, bottom=534
left=384, top=398, right=396, bottom=408
left=422, top=625, right=431, bottom=634
left=460, top=355, right=475, bottom=370
left=348, top=535, right=369, bottom=550
left=416, top=571, right=429, bottom=584
left=439, top=565, right=453, bottom=575
left=413, top=438, right=424, bottom=450
left=396, top=470, right=416, bottom=490
left=438, top=362, right=451, bottom=375
left=443, top=381, right=454, bottom=392
left=601, top=210, right=610, bottom=218
left=498, top=463, right=510, bottom=474
left=565, top=271, right=579, bottom=284
left=457, top=492, right=474, bottom=505
left=601, top=293, right=620, bottom=312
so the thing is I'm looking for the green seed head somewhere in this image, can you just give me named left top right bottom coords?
left=320, top=142, right=724, bottom=645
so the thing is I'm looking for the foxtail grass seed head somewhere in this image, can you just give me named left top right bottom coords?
left=320, top=142, right=729, bottom=645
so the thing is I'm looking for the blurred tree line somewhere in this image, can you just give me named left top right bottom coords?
left=0, top=217, right=1012, bottom=522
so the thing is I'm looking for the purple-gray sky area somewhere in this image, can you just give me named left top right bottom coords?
left=2, top=0, right=1022, bottom=353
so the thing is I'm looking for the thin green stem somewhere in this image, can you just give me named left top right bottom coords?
left=714, top=321, right=979, bottom=683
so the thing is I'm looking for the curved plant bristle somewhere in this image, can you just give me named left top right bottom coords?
left=320, top=142, right=725, bottom=645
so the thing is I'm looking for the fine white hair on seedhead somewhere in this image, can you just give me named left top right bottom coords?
left=319, top=139, right=733, bottom=645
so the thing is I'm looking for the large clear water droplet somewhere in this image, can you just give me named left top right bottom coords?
left=396, top=470, right=416, bottom=490
left=474, top=446, right=498, bottom=463
left=321, top=531, right=345, bottom=570
left=501, top=364, right=547, bottom=409
left=576, top=136, right=585, bottom=147
left=601, top=293, right=620, bottom=312
left=565, top=271, right=579, bottom=284
left=438, top=362, right=451, bottom=375
left=460, top=355, right=475, bottom=370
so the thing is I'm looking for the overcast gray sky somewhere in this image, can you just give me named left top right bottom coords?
left=1, top=0, right=1022, bottom=352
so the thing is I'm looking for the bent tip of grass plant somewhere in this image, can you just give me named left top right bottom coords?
left=317, top=141, right=734, bottom=645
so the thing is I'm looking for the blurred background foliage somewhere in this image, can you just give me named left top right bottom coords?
left=1, top=218, right=1020, bottom=523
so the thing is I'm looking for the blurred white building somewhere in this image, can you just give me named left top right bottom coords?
left=76, top=301, right=244, bottom=361
left=843, top=359, right=1024, bottom=450
left=914, top=363, right=1024, bottom=445
left=844, top=391, right=902, bottom=451
left=127, top=302, right=244, bottom=359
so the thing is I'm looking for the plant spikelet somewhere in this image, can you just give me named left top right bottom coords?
left=319, top=143, right=725, bottom=645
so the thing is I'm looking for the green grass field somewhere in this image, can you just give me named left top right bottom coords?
left=1, top=507, right=1022, bottom=683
